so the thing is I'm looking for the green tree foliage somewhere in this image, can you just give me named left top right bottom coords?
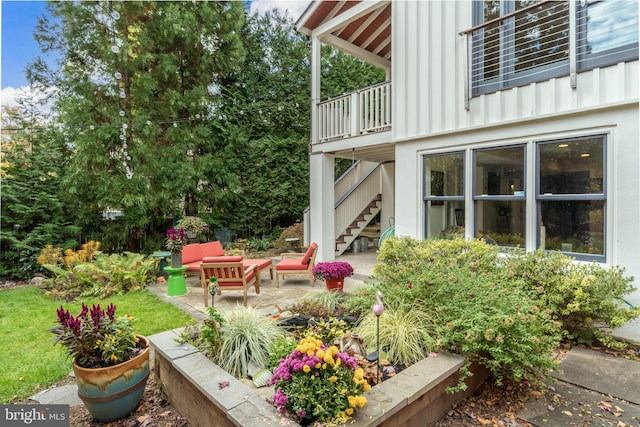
left=11, top=3, right=388, bottom=270
left=29, top=1, right=245, bottom=251
left=1, top=104, right=79, bottom=278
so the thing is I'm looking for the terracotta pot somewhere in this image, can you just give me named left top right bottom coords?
left=73, top=335, right=150, bottom=422
left=325, top=277, right=344, bottom=292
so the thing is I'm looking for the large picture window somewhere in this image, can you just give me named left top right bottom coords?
left=423, top=153, right=465, bottom=239
left=537, top=136, right=606, bottom=258
left=473, top=146, right=526, bottom=247
left=423, top=135, right=607, bottom=260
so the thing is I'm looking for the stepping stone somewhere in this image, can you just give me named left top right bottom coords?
left=518, top=381, right=640, bottom=427
left=31, top=384, right=83, bottom=407
left=552, top=347, right=640, bottom=404
left=519, top=347, right=640, bottom=426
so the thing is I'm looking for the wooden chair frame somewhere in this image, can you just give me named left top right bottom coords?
left=200, top=262, right=258, bottom=307
left=275, top=245, right=317, bottom=287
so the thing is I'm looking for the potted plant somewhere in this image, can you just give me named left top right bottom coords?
left=176, top=216, right=209, bottom=239
left=165, top=227, right=186, bottom=267
left=312, top=261, right=354, bottom=291
left=268, top=337, right=370, bottom=425
left=51, top=303, right=150, bottom=423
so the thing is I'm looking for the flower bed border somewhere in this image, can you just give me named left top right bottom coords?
left=149, top=329, right=490, bottom=427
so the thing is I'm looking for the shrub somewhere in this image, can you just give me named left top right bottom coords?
left=40, top=251, right=156, bottom=299
left=216, top=306, right=284, bottom=378
left=502, top=249, right=640, bottom=346
left=368, top=237, right=563, bottom=388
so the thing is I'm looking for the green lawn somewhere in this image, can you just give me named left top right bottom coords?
left=0, top=286, right=195, bottom=403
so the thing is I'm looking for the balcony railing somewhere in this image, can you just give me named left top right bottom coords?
left=460, top=0, right=639, bottom=108
left=317, top=81, right=391, bottom=142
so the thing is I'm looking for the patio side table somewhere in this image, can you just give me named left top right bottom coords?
left=152, top=251, right=171, bottom=278
left=164, top=266, right=188, bottom=296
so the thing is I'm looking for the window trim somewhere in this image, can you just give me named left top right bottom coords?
left=535, top=134, right=607, bottom=262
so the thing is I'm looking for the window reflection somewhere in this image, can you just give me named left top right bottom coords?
left=424, top=153, right=465, bottom=239
left=477, top=200, right=526, bottom=247
left=475, top=146, right=525, bottom=196
left=539, top=138, right=604, bottom=195
left=540, top=200, right=604, bottom=255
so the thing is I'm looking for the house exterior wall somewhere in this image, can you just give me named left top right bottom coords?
left=391, top=0, right=639, bottom=339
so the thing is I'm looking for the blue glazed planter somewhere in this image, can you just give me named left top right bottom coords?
left=73, top=335, right=150, bottom=422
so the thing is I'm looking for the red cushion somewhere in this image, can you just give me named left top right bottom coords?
left=202, top=256, right=243, bottom=263
left=201, top=241, right=225, bottom=257
left=182, top=244, right=204, bottom=264
left=276, top=258, right=307, bottom=271
left=300, top=243, right=317, bottom=265
left=185, top=262, right=201, bottom=272
left=243, top=259, right=272, bottom=270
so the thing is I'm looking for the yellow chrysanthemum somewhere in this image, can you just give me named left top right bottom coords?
left=354, top=368, right=364, bottom=380
left=356, top=396, right=367, bottom=408
left=323, top=353, right=334, bottom=365
left=363, top=383, right=371, bottom=392
left=329, top=376, right=338, bottom=383
left=348, top=395, right=357, bottom=408
left=303, top=365, right=311, bottom=373
left=346, top=408, right=354, bottom=416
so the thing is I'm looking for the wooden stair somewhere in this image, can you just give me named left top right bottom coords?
left=335, top=194, right=382, bottom=255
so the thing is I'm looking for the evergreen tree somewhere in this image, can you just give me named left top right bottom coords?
left=28, top=1, right=245, bottom=251
left=1, top=103, right=79, bottom=278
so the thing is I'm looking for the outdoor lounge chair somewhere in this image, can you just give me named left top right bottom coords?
left=200, top=256, right=259, bottom=307
left=275, top=242, right=317, bottom=287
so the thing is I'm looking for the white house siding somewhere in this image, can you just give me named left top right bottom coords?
left=394, top=105, right=640, bottom=340
left=390, top=2, right=640, bottom=330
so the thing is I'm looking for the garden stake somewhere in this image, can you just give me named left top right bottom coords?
left=369, top=291, right=384, bottom=383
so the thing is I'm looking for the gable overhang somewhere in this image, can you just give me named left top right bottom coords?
left=296, top=1, right=391, bottom=72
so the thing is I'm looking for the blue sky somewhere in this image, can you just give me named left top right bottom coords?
left=0, top=0, right=309, bottom=107
left=1, top=1, right=50, bottom=89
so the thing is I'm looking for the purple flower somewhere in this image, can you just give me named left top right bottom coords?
left=312, top=261, right=354, bottom=281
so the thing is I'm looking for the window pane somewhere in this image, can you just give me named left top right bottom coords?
left=540, top=200, right=604, bottom=255
left=514, top=1, right=569, bottom=73
left=583, top=0, right=638, bottom=55
left=482, top=0, right=501, bottom=80
left=424, top=153, right=464, bottom=197
left=477, top=200, right=526, bottom=247
left=426, top=201, right=465, bottom=239
left=539, top=138, right=604, bottom=195
left=475, top=146, right=525, bottom=195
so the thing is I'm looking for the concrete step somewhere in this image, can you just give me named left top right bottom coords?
left=518, top=347, right=640, bottom=426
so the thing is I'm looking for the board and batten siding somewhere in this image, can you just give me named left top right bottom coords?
left=391, top=1, right=639, bottom=140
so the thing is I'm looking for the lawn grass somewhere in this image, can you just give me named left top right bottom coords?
left=0, top=285, right=196, bottom=403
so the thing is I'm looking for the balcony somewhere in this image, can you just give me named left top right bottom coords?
left=460, top=0, right=639, bottom=107
left=316, top=81, right=391, bottom=143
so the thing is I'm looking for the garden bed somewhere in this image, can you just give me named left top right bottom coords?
left=149, top=329, right=490, bottom=427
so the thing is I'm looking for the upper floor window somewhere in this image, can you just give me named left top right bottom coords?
left=470, top=0, right=638, bottom=96
left=577, top=0, right=639, bottom=71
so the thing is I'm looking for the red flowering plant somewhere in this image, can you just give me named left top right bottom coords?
left=165, top=228, right=186, bottom=253
left=311, top=261, right=354, bottom=281
left=268, top=337, right=369, bottom=425
left=51, top=303, right=143, bottom=369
